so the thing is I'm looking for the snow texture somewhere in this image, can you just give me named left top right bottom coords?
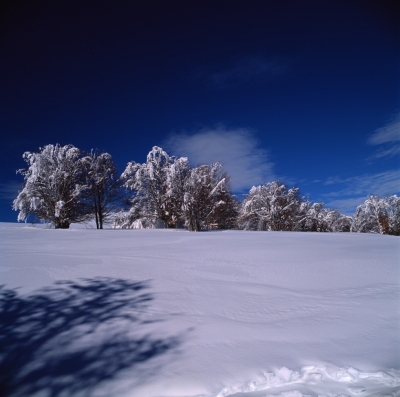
left=0, top=223, right=399, bottom=397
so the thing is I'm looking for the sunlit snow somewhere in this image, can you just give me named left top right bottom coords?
left=0, top=223, right=399, bottom=397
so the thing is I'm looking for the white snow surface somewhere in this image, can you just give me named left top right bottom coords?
left=0, top=223, right=399, bottom=397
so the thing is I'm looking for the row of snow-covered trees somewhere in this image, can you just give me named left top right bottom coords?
left=12, top=144, right=237, bottom=231
left=114, top=146, right=238, bottom=231
left=238, top=182, right=353, bottom=232
left=13, top=144, right=400, bottom=235
left=238, top=182, right=400, bottom=235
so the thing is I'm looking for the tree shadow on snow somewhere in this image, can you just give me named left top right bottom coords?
left=0, top=278, right=182, bottom=397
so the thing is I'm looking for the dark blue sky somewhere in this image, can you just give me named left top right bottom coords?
left=1, top=0, right=399, bottom=221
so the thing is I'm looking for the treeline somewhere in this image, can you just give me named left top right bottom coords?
left=13, top=144, right=400, bottom=235
left=238, top=183, right=399, bottom=235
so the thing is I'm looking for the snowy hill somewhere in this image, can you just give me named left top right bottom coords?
left=0, top=223, right=399, bottom=397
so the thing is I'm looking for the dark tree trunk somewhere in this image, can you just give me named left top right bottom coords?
left=188, top=216, right=201, bottom=232
left=55, top=220, right=70, bottom=229
left=98, top=190, right=103, bottom=229
left=94, top=200, right=99, bottom=229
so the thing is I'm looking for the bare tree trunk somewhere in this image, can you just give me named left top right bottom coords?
left=378, top=214, right=389, bottom=234
left=98, top=190, right=103, bottom=229
left=93, top=192, right=99, bottom=229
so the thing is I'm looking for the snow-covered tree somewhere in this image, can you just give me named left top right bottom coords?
left=119, top=147, right=237, bottom=231
left=296, top=201, right=352, bottom=232
left=352, top=195, right=390, bottom=234
left=121, top=146, right=176, bottom=228
left=164, top=156, right=192, bottom=228
left=239, top=182, right=301, bottom=231
left=81, top=150, right=125, bottom=229
left=352, top=195, right=400, bottom=235
left=182, top=162, right=232, bottom=231
left=387, top=195, right=400, bottom=236
left=296, top=201, right=330, bottom=232
left=209, top=185, right=240, bottom=230
left=331, top=214, right=353, bottom=232
left=13, top=144, right=89, bottom=228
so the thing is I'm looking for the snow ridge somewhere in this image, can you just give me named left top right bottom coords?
left=215, top=366, right=400, bottom=397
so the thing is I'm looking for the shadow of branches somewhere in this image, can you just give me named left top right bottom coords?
left=0, top=278, right=181, bottom=397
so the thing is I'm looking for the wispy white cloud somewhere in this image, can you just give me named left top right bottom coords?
left=0, top=180, right=22, bottom=202
left=322, top=114, right=400, bottom=213
left=164, top=126, right=275, bottom=192
left=324, top=170, right=400, bottom=197
left=321, top=170, right=400, bottom=214
left=368, top=145, right=400, bottom=159
left=367, top=113, right=400, bottom=160
left=321, top=197, right=368, bottom=215
left=206, top=55, right=287, bottom=89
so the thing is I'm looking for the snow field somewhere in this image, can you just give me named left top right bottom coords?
left=0, top=223, right=399, bottom=397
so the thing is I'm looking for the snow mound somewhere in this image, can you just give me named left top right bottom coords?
left=217, top=366, right=400, bottom=397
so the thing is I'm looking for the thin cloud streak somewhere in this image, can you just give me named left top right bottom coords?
left=0, top=181, right=21, bottom=202
left=164, top=127, right=275, bottom=192
left=206, top=55, right=287, bottom=89
left=322, top=170, right=400, bottom=214
left=367, top=113, right=400, bottom=160
left=321, top=197, right=367, bottom=215
left=369, top=145, right=400, bottom=160
left=323, top=170, right=400, bottom=197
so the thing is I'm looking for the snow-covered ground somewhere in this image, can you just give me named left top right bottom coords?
left=0, top=223, right=399, bottom=397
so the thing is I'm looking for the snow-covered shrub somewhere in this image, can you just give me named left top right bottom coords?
left=112, top=211, right=165, bottom=229
left=13, top=144, right=90, bottom=228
